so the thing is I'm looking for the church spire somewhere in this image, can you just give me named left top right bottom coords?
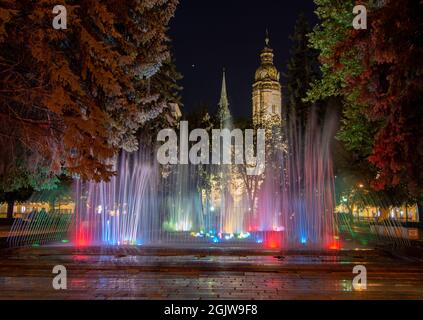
left=218, top=68, right=231, bottom=128
left=219, top=68, right=228, bottom=107
left=265, top=28, right=270, bottom=47
left=260, top=29, right=274, bottom=65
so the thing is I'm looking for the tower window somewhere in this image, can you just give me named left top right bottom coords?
left=272, top=105, right=276, bottom=114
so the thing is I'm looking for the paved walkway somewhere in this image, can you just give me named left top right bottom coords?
left=0, top=245, right=422, bottom=299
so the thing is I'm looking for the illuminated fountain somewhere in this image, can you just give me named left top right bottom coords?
left=162, top=164, right=203, bottom=233
left=281, top=110, right=338, bottom=249
left=234, top=110, right=339, bottom=250
left=8, top=111, right=338, bottom=250
left=73, top=147, right=160, bottom=246
left=157, top=108, right=337, bottom=249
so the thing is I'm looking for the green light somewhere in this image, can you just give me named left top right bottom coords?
left=61, top=239, right=69, bottom=243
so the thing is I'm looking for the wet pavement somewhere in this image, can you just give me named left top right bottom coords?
left=0, top=245, right=422, bottom=300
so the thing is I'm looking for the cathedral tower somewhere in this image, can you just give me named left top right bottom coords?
left=218, top=69, right=231, bottom=128
left=252, top=32, right=282, bottom=127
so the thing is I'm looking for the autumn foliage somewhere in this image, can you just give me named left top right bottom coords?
left=333, top=0, right=423, bottom=193
left=0, top=0, right=178, bottom=188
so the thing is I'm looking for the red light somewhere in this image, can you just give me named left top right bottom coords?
left=328, top=241, right=340, bottom=250
left=265, top=231, right=282, bottom=249
left=267, top=240, right=279, bottom=249
left=75, top=225, right=90, bottom=247
left=76, top=239, right=87, bottom=247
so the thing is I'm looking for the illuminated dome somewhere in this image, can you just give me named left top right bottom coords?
left=254, top=38, right=280, bottom=82
left=255, top=62, right=280, bottom=82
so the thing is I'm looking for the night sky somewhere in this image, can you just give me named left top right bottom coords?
left=169, top=0, right=317, bottom=119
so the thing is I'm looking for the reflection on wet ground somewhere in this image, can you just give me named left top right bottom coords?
left=0, top=246, right=422, bottom=299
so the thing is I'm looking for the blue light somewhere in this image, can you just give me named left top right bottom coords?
left=256, top=239, right=263, bottom=244
left=301, top=237, right=307, bottom=244
left=224, top=234, right=234, bottom=240
left=212, top=237, right=219, bottom=243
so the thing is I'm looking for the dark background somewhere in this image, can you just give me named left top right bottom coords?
left=169, top=0, right=317, bottom=119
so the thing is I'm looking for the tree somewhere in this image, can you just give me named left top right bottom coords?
left=308, top=0, right=423, bottom=214
left=184, top=107, right=214, bottom=196
left=306, top=0, right=360, bottom=103
left=334, top=0, right=423, bottom=195
left=0, top=188, right=33, bottom=220
left=30, top=175, right=73, bottom=207
left=231, top=117, right=263, bottom=214
left=334, top=141, right=415, bottom=221
left=152, top=55, right=184, bottom=108
left=285, top=13, right=321, bottom=130
left=0, top=0, right=179, bottom=185
left=306, top=0, right=368, bottom=160
left=139, top=55, right=184, bottom=141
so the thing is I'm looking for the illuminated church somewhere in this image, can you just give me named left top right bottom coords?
left=252, top=32, right=282, bottom=127
left=208, top=32, right=284, bottom=234
left=217, top=32, right=282, bottom=130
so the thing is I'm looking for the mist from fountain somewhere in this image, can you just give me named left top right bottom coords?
left=7, top=109, right=338, bottom=250
left=73, top=108, right=336, bottom=249
left=73, top=148, right=160, bottom=246
left=281, top=110, right=338, bottom=249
